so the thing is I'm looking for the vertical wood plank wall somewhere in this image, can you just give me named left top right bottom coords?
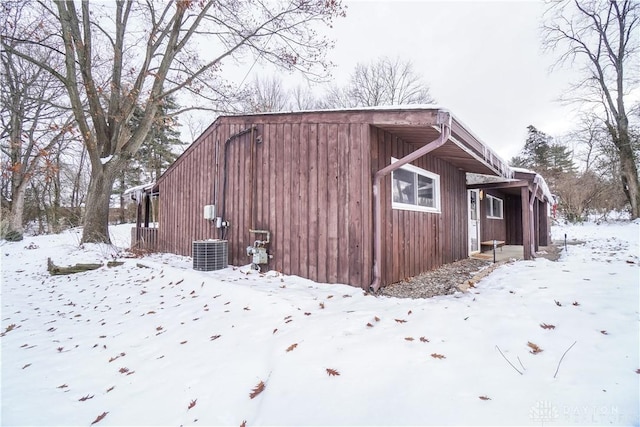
left=504, top=195, right=523, bottom=245
left=370, top=127, right=468, bottom=286
left=158, top=115, right=469, bottom=288
left=480, top=190, right=507, bottom=243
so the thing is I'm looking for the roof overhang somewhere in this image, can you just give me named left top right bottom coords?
left=369, top=108, right=511, bottom=178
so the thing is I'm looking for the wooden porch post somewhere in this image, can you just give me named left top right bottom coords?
left=144, top=193, right=151, bottom=228
left=521, top=186, right=532, bottom=260
left=539, top=201, right=550, bottom=246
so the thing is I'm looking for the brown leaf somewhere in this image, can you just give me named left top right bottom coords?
left=366, top=322, right=373, bottom=327
left=374, top=316, right=380, bottom=322
left=272, top=329, right=278, bottom=334
left=79, top=394, right=94, bottom=402
left=90, top=412, right=108, bottom=425
left=527, top=341, right=543, bottom=354
left=407, top=310, right=412, bottom=315
left=240, top=422, right=247, bottom=427
left=600, top=330, right=609, bottom=335
left=554, top=300, right=562, bottom=307
left=319, top=302, right=325, bottom=309
left=394, top=319, right=407, bottom=324
left=286, top=343, right=298, bottom=352
left=106, top=386, right=115, bottom=393
left=635, top=369, right=640, bottom=374
left=419, top=337, right=429, bottom=343
left=479, top=396, right=491, bottom=401
left=22, top=363, right=31, bottom=369
left=210, top=334, right=221, bottom=341
left=540, top=323, right=556, bottom=330
left=180, top=340, right=188, bottom=344
left=404, top=337, right=414, bottom=341
left=249, top=381, right=265, bottom=399
left=119, top=367, right=129, bottom=374
left=326, top=368, right=340, bottom=376
left=188, top=399, right=197, bottom=410
left=430, top=353, right=446, bottom=359
left=57, top=384, right=68, bottom=389
left=572, top=301, right=580, bottom=306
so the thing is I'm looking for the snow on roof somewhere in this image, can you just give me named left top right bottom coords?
left=123, top=183, right=155, bottom=204
left=227, top=104, right=446, bottom=117
left=510, top=167, right=554, bottom=203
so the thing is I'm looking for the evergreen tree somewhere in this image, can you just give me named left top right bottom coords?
left=511, top=126, right=574, bottom=175
left=113, top=97, right=185, bottom=223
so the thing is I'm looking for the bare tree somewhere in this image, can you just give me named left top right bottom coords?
left=324, top=56, right=435, bottom=108
left=240, top=75, right=290, bottom=113
left=543, top=0, right=640, bottom=218
left=1, top=4, right=76, bottom=238
left=2, top=0, right=345, bottom=243
left=291, top=84, right=323, bottom=111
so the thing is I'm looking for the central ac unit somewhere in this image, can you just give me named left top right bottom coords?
left=192, top=240, right=228, bottom=271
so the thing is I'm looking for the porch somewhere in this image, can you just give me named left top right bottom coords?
left=471, top=244, right=561, bottom=262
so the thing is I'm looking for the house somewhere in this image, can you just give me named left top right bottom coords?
left=131, top=107, right=552, bottom=290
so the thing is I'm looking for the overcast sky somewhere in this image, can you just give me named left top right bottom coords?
left=324, top=0, right=580, bottom=160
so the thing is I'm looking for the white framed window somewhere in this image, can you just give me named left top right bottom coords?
left=486, top=194, right=504, bottom=219
left=391, top=158, right=440, bottom=213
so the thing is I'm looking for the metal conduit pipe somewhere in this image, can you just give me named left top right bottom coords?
left=369, top=111, right=452, bottom=292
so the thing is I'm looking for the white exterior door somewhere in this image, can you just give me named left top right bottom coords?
left=468, top=189, right=480, bottom=254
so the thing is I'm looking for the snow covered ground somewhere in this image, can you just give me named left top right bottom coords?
left=1, top=221, right=638, bottom=426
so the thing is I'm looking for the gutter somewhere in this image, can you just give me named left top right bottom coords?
left=369, top=110, right=452, bottom=292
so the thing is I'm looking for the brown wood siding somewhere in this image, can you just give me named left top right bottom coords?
left=158, top=112, right=471, bottom=288
left=158, top=115, right=373, bottom=288
left=504, top=194, right=523, bottom=245
left=370, top=126, right=468, bottom=286
left=480, top=190, right=507, bottom=243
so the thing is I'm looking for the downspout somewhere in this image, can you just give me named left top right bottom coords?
left=370, top=111, right=452, bottom=292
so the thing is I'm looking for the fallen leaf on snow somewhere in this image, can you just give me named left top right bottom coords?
left=79, top=394, right=94, bottom=401
left=326, top=368, right=340, bottom=376
left=527, top=341, right=543, bottom=354
left=479, top=396, right=491, bottom=401
left=249, top=381, right=265, bottom=399
left=90, top=412, right=108, bottom=425
left=395, top=319, right=407, bottom=324
left=431, top=353, right=446, bottom=359
left=540, top=323, right=556, bottom=330
left=404, top=337, right=414, bottom=341
left=286, top=343, right=298, bottom=352
left=188, top=399, right=197, bottom=410
left=420, top=337, right=429, bottom=343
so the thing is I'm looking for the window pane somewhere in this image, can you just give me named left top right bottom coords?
left=486, top=199, right=493, bottom=216
left=493, top=198, right=503, bottom=218
left=392, top=168, right=415, bottom=205
left=417, top=174, right=434, bottom=207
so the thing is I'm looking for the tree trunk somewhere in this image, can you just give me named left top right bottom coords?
left=119, top=172, right=126, bottom=224
left=82, top=158, right=126, bottom=244
left=8, top=182, right=27, bottom=234
left=618, top=138, right=640, bottom=218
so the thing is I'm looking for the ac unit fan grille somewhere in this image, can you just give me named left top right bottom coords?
left=192, top=240, right=228, bottom=271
